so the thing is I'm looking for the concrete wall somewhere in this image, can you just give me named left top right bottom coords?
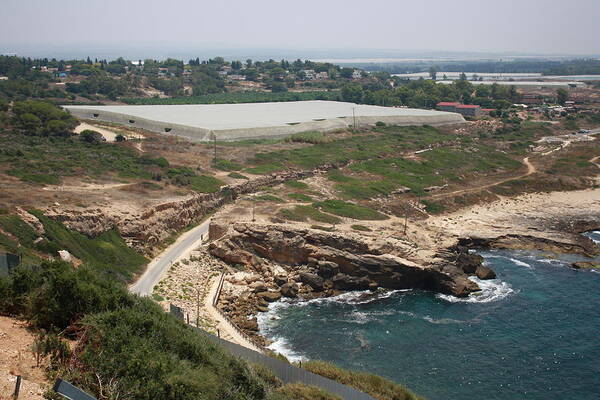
left=66, top=106, right=465, bottom=143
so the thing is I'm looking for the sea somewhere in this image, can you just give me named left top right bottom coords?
left=258, top=231, right=600, bottom=400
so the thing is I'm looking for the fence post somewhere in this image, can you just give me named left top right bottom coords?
left=13, top=375, right=21, bottom=399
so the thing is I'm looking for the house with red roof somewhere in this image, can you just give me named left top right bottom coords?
left=437, top=102, right=482, bottom=117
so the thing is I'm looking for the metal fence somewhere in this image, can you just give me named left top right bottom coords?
left=171, top=272, right=377, bottom=400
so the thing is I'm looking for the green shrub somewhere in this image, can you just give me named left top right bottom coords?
left=284, top=180, right=309, bottom=189
left=279, top=206, right=341, bottom=224
left=213, top=158, right=244, bottom=171
left=275, top=383, right=340, bottom=400
left=253, top=194, right=284, bottom=203
left=302, top=360, right=423, bottom=400
left=421, top=200, right=445, bottom=214
left=245, top=163, right=285, bottom=175
left=288, top=193, right=313, bottom=202
left=285, top=131, right=331, bottom=144
left=313, top=200, right=388, bottom=220
left=351, top=224, right=372, bottom=232
left=228, top=172, right=249, bottom=180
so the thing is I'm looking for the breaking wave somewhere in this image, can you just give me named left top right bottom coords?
left=437, top=277, right=515, bottom=303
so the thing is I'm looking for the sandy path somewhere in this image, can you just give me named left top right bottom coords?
left=42, top=182, right=132, bottom=191
left=430, top=156, right=535, bottom=199
left=204, top=276, right=264, bottom=353
left=74, top=122, right=119, bottom=141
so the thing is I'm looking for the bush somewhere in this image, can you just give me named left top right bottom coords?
left=274, top=383, right=340, bottom=400
left=115, top=133, right=126, bottom=142
left=313, top=200, right=388, bottom=220
left=228, top=172, right=249, bottom=180
left=79, top=129, right=105, bottom=143
left=351, top=224, right=372, bottom=232
left=279, top=206, right=341, bottom=224
left=302, top=360, right=423, bottom=400
left=213, top=158, right=243, bottom=171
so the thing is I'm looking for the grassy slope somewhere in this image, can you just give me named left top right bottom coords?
left=0, top=212, right=147, bottom=280
left=0, top=132, right=223, bottom=194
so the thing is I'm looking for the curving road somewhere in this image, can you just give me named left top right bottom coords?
left=130, top=218, right=211, bottom=296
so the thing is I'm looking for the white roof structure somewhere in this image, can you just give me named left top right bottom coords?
left=64, top=101, right=464, bottom=142
left=436, top=80, right=585, bottom=88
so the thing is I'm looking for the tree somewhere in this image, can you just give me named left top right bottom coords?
left=341, top=84, right=364, bottom=103
left=459, top=72, right=467, bottom=81
left=340, top=68, right=354, bottom=79
left=270, top=82, right=287, bottom=93
left=429, top=66, right=438, bottom=80
left=80, top=129, right=105, bottom=143
left=556, top=88, right=568, bottom=105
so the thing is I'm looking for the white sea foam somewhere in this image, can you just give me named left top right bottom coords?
left=422, top=316, right=467, bottom=324
left=586, top=231, right=600, bottom=244
left=265, top=336, right=306, bottom=363
left=437, top=277, right=515, bottom=303
left=484, top=254, right=532, bottom=268
left=507, top=258, right=533, bottom=269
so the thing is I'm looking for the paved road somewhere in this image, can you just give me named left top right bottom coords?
left=130, top=218, right=211, bottom=296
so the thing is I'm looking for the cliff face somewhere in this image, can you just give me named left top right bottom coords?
left=209, top=223, right=483, bottom=298
left=44, top=166, right=337, bottom=254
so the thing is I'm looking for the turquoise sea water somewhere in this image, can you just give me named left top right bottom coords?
left=258, top=232, right=600, bottom=400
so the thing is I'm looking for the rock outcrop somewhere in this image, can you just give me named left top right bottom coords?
left=209, top=223, right=481, bottom=297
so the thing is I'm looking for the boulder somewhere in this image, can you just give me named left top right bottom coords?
left=280, top=283, right=298, bottom=298
left=274, top=274, right=288, bottom=286
left=250, top=281, right=268, bottom=293
left=299, top=272, right=324, bottom=291
left=456, top=251, right=484, bottom=274
left=475, top=265, right=496, bottom=280
left=571, top=261, right=600, bottom=269
left=256, top=291, right=282, bottom=302
left=237, top=318, right=259, bottom=331
left=332, top=274, right=371, bottom=290
left=256, top=305, right=269, bottom=313
left=317, top=261, right=339, bottom=279
left=58, top=250, right=72, bottom=263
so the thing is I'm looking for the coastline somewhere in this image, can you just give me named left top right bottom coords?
left=208, top=187, right=600, bottom=349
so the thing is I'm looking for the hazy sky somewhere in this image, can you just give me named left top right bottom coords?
left=2, top=0, right=600, bottom=58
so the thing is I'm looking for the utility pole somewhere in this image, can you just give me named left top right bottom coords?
left=196, top=287, right=200, bottom=327
left=212, top=133, right=217, bottom=161
left=404, top=204, right=408, bottom=236
left=352, top=107, right=356, bottom=130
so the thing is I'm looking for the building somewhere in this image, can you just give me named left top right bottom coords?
left=157, top=67, right=169, bottom=77
left=436, top=102, right=481, bottom=117
left=436, top=102, right=460, bottom=112
left=0, top=253, right=20, bottom=277
left=315, top=71, right=329, bottom=80
left=455, top=104, right=482, bottom=117
left=352, top=70, right=363, bottom=80
left=301, top=69, right=316, bottom=80
left=228, top=74, right=245, bottom=81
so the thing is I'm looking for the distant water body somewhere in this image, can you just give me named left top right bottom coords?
left=258, top=231, right=600, bottom=400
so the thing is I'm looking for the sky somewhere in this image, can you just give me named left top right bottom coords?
left=1, top=0, right=600, bottom=59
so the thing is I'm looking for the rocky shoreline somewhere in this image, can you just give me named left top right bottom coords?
left=207, top=220, right=600, bottom=346
left=207, top=223, right=498, bottom=345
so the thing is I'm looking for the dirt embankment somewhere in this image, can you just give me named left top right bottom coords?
left=0, top=317, right=49, bottom=400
